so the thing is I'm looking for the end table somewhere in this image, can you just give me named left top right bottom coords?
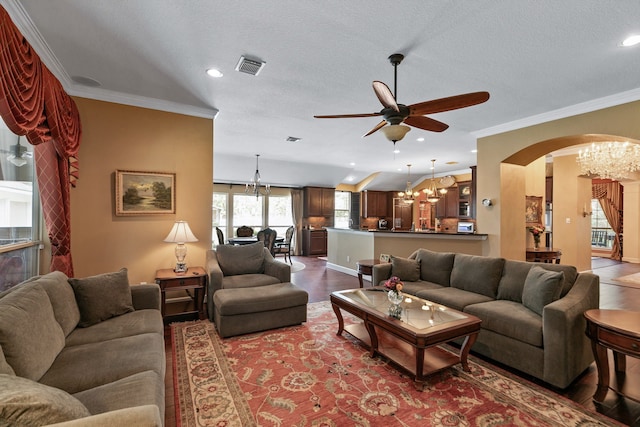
left=155, top=266, right=207, bottom=322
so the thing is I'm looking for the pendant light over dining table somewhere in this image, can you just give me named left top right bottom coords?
left=245, top=154, right=271, bottom=199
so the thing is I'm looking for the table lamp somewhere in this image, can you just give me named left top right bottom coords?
left=164, top=221, right=198, bottom=273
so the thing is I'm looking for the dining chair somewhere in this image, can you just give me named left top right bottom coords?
left=257, top=228, right=277, bottom=255
left=216, top=227, right=225, bottom=245
left=273, top=225, right=294, bottom=264
left=236, top=226, right=254, bottom=237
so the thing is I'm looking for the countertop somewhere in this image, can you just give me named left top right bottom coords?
left=326, top=228, right=487, bottom=239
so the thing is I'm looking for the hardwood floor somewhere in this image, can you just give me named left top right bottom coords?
left=164, top=256, right=640, bottom=426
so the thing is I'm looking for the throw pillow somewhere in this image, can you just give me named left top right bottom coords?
left=0, top=374, right=91, bottom=424
left=390, top=256, right=421, bottom=282
left=522, top=266, right=565, bottom=316
left=0, top=284, right=65, bottom=381
left=414, top=249, right=455, bottom=286
left=216, top=242, right=265, bottom=276
left=68, top=268, right=134, bottom=327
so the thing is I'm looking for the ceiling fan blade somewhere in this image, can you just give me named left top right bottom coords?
left=372, top=81, right=399, bottom=112
left=314, top=112, right=381, bottom=119
left=409, top=91, right=490, bottom=116
left=363, top=120, right=387, bottom=137
left=404, top=116, right=449, bottom=133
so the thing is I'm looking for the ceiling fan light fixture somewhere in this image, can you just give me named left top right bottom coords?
left=381, top=124, right=410, bottom=143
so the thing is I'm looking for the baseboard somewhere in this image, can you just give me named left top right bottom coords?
left=622, top=256, right=640, bottom=264
left=326, top=262, right=357, bottom=277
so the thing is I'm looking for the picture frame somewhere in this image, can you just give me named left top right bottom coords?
left=379, top=253, right=391, bottom=263
left=525, top=196, right=543, bottom=225
left=115, top=170, right=175, bottom=216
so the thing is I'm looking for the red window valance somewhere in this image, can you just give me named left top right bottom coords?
left=0, top=6, right=82, bottom=275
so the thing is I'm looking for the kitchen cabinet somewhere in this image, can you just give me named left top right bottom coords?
left=363, top=191, right=388, bottom=218
left=304, top=187, right=335, bottom=217
left=457, top=181, right=472, bottom=218
left=392, top=199, right=413, bottom=230
left=435, top=190, right=459, bottom=218
left=303, top=229, right=327, bottom=256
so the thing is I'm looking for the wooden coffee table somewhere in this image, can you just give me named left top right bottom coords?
left=330, top=288, right=481, bottom=389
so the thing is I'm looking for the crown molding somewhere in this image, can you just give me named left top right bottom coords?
left=1, top=0, right=219, bottom=120
left=473, top=87, right=640, bottom=139
left=66, top=85, right=219, bottom=119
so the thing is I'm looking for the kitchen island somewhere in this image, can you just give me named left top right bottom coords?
left=326, top=228, right=488, bottom=278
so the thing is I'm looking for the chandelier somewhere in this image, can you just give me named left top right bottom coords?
left=398, top=164, right=419, bottom=204
left=245, top=154, right=271, bottom=198
left=423, top=159, right=445, bottom=203
left=577, top=141, right=640, bottom=180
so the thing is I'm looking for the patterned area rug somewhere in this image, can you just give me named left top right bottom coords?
left=172, top=302, right=621, bottom=426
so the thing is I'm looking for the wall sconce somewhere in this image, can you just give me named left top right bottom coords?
left=582, top=204, right=592, bottom=217
left=482, top=198, right=493, bottom=207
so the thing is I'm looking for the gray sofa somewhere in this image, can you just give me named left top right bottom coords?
left=0, top=269, right=165, bottom=426
left=372, top=249, right=599, bottom=389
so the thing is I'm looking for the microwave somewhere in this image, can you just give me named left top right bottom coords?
left=457, top=221, right=475, bottom=234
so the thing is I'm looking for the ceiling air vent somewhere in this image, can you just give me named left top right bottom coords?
left=235, top=56, right=265, bottom=76
left=286, top=136, right=301, bottom=143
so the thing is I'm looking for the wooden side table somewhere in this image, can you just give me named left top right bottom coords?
left=584, top=309, right=640, bottom=402
left=155, top=266, right=207, bottom=322
left=356, top=259, right=384, bottom=288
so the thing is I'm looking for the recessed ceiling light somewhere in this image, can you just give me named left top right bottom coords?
left=346, top=176, right=354, bottom=182
left=622, top=35, right=640, bottom=47
left=393, top=149, right=400, bottom=154
left=206, top=68, right=223, bottom=78
left=349, top=162, right=355, bottom=166
left=397, top=168, right=402, bottom=171
left=471, top=149, right=478, bottom=153
left=446, top=161, right=458, bottom=165
left=417, top=137, right=425, bottom=142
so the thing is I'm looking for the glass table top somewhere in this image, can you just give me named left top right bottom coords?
left=339, top=289, right=467, bottom=330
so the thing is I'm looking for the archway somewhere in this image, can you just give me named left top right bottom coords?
left=496, top=134, right=639, bottom=271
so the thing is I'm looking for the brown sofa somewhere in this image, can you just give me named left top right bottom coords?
left=0, top=269, right=165, bottom=426
left=372, top=249, right=599, bottom=389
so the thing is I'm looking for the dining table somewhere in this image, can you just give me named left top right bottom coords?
left=227, top=236, right=284, bottom=245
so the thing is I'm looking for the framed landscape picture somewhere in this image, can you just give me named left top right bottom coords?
left=115, top=170, right=175, bottom=216
left=525, top=195, right=542, bottom=225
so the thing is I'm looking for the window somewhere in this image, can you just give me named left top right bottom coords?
left=268, top=195, right=292, bottom=236
left=334, top=191, right=350, bottom=229
left=232, top=194, right=264, bottom=237
left=0, top=119, right=41, bottom=291
left=212, top=192, right=228, bottom=246
left=590, top=199, right=615, bottom=249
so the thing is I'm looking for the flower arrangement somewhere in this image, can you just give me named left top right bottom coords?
left=384, top=276, right=404, bottom=293
left=527, top=224, right=545, bottom=248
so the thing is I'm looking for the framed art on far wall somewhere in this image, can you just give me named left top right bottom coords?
left=525, top=196, right=542, bottom=225
left=115, top=170, right=175, bottom=216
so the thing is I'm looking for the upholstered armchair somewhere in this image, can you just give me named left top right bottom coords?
left=206, top=242, right=291, bottom=322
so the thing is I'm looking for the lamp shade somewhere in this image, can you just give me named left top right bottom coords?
left=164, top=221, right=198, bottom=243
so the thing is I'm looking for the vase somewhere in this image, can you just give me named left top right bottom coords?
left=534, top=237, right=540, bottom=250
left=387, top=290, right=403, bottom=305
left=387, top=290, right=403, bottom=319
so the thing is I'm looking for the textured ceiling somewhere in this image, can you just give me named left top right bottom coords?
left=6, top=0, right=640, bottom=190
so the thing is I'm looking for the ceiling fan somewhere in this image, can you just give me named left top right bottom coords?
left=314, top=53, right=490, bottom=144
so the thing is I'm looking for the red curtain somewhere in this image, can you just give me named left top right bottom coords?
left=592, top=180, right=623, bottom=261
left=0, top=6, right=81, bottom=276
